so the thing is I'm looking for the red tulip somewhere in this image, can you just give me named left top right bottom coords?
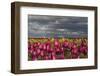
left=32, top=55, right=37, bottom=60
left=63, top=40, right=68, bottom=48
left=79, top=46, right=87, bottom=54
left=46, top=39, right=51, bottom=45
left=33, top=43, right=38, bottom=47
left=60, top=55, right=65, bottom=59
left=28, top=42, right=32, bottom=50
left=56, top=48, right=60, bottom=52
left=50, top=48, right=53, bottom=52
left=71, top=54, right=79, bottom=58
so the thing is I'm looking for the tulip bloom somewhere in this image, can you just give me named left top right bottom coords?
left=28, top=38, right=88, bottom=60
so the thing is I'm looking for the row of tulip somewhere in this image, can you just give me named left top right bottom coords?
left=28, top=38, right=88, bottom=60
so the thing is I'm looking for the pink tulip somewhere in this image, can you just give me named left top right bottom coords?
left=72, top=48, right=78, bottom=54
left=45, top=56, right=49, bottom=60
left=63, top=40, right=69, bottom=48
left=46, top=44, right=51, bottom=51
left=40, top=51, right=44, bottom=56
left=33, top=43, right=38, bottom=47
left=61, top=47, right=64, bottom=52
left=39, top=44, right=43, bottom=49
left=43, top=44, right=47, bottom=50
left=36, top=49, right=41, bottom=55
left=37, top=42, right=41, bottom=46
left=52, top=52, right=55, bottom=56
left=54, top=39, right=60, bottom=47
left=32, top=51, right=36, bottom=56
left=52, top=55, right=56, bottom=60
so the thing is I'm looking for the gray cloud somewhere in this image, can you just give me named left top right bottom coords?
left=28, top=15, right=88, bottom=38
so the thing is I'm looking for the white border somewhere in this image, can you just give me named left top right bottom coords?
left=20, top=7, right=95, bottom=70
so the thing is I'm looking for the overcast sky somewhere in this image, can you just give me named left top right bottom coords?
left=28, top=15, right=88, bottom=38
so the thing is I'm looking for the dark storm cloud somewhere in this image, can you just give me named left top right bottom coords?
left=28, top=15, right=88, bottom=38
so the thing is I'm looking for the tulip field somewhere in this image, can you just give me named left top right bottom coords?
left=28, top=38, right=88, bottom=61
